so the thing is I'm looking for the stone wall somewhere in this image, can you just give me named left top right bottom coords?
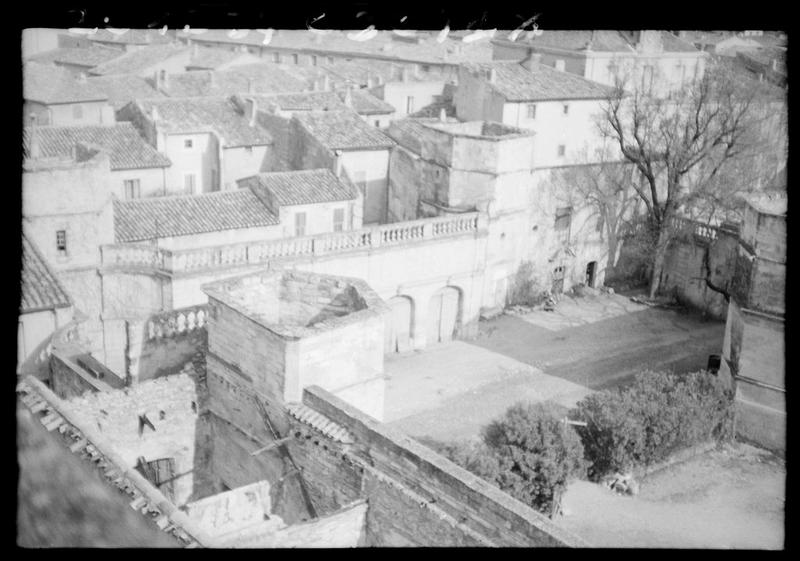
left=50, top=349, right=113, bottom=399
left=297, top=386, right=587, bottom=547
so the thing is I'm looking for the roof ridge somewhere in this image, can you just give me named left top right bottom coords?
left=116, top=188, right=255, bottom=206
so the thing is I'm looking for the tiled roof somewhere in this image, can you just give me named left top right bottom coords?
left=20, top=235, right=72, bottom=313
left=185, top=46, right=258, bottom=70
left=408, top=97, right=456, bottom=119
left=338, top=90, right=395, bottom=115
left=26, top=123, right=171, bottom=170
left=239, top=169, right=357, bottom=207
left=492, top=30, right=700, bottom=54
left=177, top=29, right=494, bottom=65
left=294, top=110, right=395, bottom=151
left=463, top=61, right=614, bottom=101
left=247, top=91, right=345, bottom=111
left=87, top=29, right=174, bottom=46
left=89, top=45, right=190, bottom=76
left=133, top=97, right=272, bottom=148
left=27, top=45, right=125, bottom=68
left=161, top=65, right=308, bottom=97
left=23, top=62, right=108, bottom=104
left=86, top=74, right=165, bottom=110
left=113, top=190, right=278, bottom=242
left=319, top=59, right=448, bottom=87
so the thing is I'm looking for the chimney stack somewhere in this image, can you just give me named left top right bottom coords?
left=343, top=87, right=353, bottom=108
left=77, top=72, right=87, bottom=84
left=150, top=106, right=159, bottom=122
left=439, top=107, right=447, bottom=122
left=247, top=98, right=258, bottom=126
left=522, top=53, right=542, bottom=71
left=366, top=75, right=374, bottom=88
left=322, top=74, right=330, bottom=91
left=488, top=68, right=496, bottom=83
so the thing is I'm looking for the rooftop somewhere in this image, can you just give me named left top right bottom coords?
left=113, top=189, right=279, bottom=243
left=86, top=28, right=175, bottom=46
left=179, top=29, right=495, bottom=66
left=25, top=123, right=171, bottom=170
left=23, top=62, right=108, bottom=104
left=338, top=89, right=396, bottom=115
left=462, top=61, right=615, bottom=101
left=86, top=74, right=165, bottom=110
left=492, top=30, right=700, bottom=54
left=160, top=65, right=308, bottom=97
left=238, top=168, right=357, bottom=207
left=20, top=234, right=72, bottom=313
left=89, top=44, right=190, bottom=76
left=133, top=97, right=273, bottom=148
left=203, top=269, right=388, bottom=338
left=27, top=45, right=125, bottom=68
left=424, top=120, right=532, bottom=139
left=294, top=110, right=395, bottom=151
left=185, top=46, right=259, bottom=70
left=247, top=91, right=346, bottom=112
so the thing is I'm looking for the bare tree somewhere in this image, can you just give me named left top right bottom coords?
left=598, top=59, right=776, bottom=299
left=550, top=147, right=640, bottom=281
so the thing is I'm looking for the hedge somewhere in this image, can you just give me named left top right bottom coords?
left=572, top=370, right=734, bottom=479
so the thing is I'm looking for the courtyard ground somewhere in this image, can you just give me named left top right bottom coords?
left=385, top=292, right=724, bottom=442
left=557, top=442, right=785, bottom=549
left=382, top=292, right=785, bottom=549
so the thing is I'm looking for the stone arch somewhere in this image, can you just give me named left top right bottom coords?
left=385, top=295, right=415, bottom=354
left=426, top=286, right=463, bottom=345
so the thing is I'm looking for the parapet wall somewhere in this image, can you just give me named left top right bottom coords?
left=295, top=385, right=588, bottom=547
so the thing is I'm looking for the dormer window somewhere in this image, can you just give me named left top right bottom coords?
left=56, top=230, right=67, bottom=255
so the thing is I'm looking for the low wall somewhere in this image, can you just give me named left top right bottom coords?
left=133, top=306, right=209, bottom=382
left=50, top=349, right=114, bottom=399
left=299, top=385, right=588, bottom=547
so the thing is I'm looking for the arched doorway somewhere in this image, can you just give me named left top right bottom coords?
left=585, top=261, right=598, bottom=288
left=385, top=296, right=414, bottom=354
left=426, top=287, right=461, bottom=345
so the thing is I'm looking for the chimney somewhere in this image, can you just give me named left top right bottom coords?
left=555, top=59, right=566, bottom=72
left=322, top=74, right=330, bottom=91
left=77, top=72, right=87, bottom=84
left=150, top=106, right=159, bottom=122
left=343, top=87, right=353, bottom=108
left=488, top=68, right=496, bottom=83
left=377, top=74, right=384, bottom=86
left=439, top=107, right=447, bottom=122
left=247, top=98, right=257, bottom=126
left=208, top=70, right=216, bottom=88
left=366, top=75, right=374, bottom=88
left=522, top=53, right=542, bottom=71
left=159, top=69, right=169, bottom=89
left=192, top=42, right=199, bottom=58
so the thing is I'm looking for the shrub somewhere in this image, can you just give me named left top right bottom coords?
left=506, top=261, right=545, bottom=307
left=573, top=370, right=734, bottom=479
left=435, top=401, right=586, bottom=517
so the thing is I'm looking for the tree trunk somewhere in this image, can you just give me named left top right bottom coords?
left=648, top=224, right=671, bottom=299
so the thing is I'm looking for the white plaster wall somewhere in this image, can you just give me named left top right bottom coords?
left=46, top=101, right=113, bottom=126
left=338, top=150, right=390, bottom=225
left=278, top=200, right=358, bottom=238
left=222, top=145, right=271, bottom=190
left=114, top=167, right=169, bottom=199
left=164, top=132, right=219, bottom=194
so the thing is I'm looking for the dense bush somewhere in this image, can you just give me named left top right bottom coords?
left=573, top=370, right=734, bottom=479
left=433, top=401, right=586, bottom=517
left=506, top=261, right=545, bottom=307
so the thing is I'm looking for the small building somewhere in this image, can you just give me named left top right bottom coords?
left=18, top=234, right=74, bottom=377
left=455, top=59, right=614, bottom=167
left=490, top=30, right=708, bottom=95
left=237, top=169, right=362, bottom=238
left=112, top=190, right=282, bottom=251
left=24, top=123, right=173, bottom=199
left=24, top=62, right=115, bottom=126
left=337, top=89, right=396, bottom=128
left=88, top=44, right=193, bottom=77
left=118, top=97, right=274, bottom=193
left=290, top=110, right=396, bottom=224
left=720, top=192, right=786, bottom=454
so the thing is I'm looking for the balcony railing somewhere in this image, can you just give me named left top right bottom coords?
left=102, top=212, right=482, bottom=275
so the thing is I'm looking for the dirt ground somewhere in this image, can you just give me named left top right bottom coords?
left=557, top=442, right=785, bottom=549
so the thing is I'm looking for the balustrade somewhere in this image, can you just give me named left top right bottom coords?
left=104, top=212, right=480, bottom=274
left=145, top=305, right=208, bottom=342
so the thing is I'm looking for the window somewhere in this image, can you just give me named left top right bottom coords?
left=555, top=59, right=566, bottom=71
left=184, top=139, right=193, bottom=149
left=124, top=179, right=141, bottom=200
left=311, top=55, right=318, bottom=66
left=333, top=208, right=345, bottom=232
left=554, top=207, right=572, bottom=245
left=327, top=56, right=334, bottom=64
left=557, top=144, right=566, bottom=157
left=563, top=104, right=570, bottom=115
left=374, top=120, right=381, bottom=127
left=292, top=53, right=299, bottom=64
left=184, top=173, right=196, bottom=194
left=56, top=230, right=67, bottom=254
left=294, top=212, right=307, bottom=237
left=422, top=64, right=431, bottom=72
left=273, top=52, right=282, bottom=63
left=526, top=103, right=537, bottom=119
left=406, top=96, right=415, bottom=114
left=72, top=105, right=83, bottom=119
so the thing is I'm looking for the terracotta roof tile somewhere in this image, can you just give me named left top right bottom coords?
left=463, top=61, right=614, bottom=101
left=338, top=90, right=395, bottom=115
left=161, top=65, right=308, bottom=97
left=239, top=169, right=357, bottom=207
left=185, top=46, right=259, bottom=70
left=86, top=75, right=165, bottom=110
left=28, top=46, right=125, bottom=68
left=113, top=190, right=278, bottom=242
left=23, top=62, right=108, bottom=104
left=246, top=91, right=345, bottom=112
left=294, top=110, right=395, bottom=151
left=20, top=235, right=72, bottom=313
left=133, top=97, right=272, bottom=148
left=87, top=29, right=174, bottom=46
left=25, top=123, right=171, bottom=170
left=89, top=45, right=190, bottom=76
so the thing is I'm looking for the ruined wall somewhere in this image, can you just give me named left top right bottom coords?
left=50, top=349, right=112, bottom=399
left=64, top=374, right=199, bottom=506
